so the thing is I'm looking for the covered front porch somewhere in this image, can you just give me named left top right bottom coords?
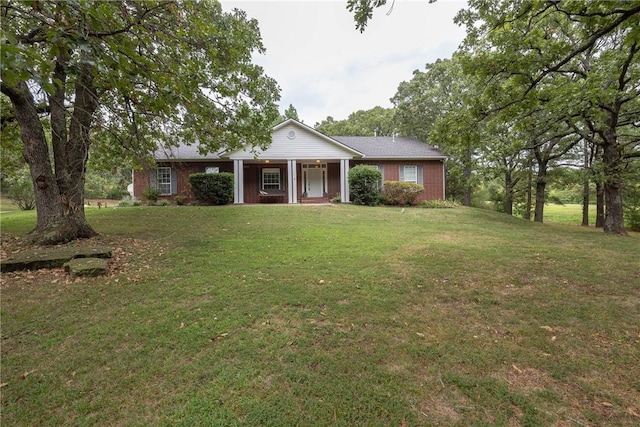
left=232, top=159, right=351, bottom=204
left=224, top=119, right=363, bottom=204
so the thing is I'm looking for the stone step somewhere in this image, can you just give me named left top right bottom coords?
left=1, top=246, right=112, bottom=273
left=64, top=257, right=109, bottom=277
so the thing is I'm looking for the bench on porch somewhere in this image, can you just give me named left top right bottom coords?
left=259, top=189, right=286, bottom=203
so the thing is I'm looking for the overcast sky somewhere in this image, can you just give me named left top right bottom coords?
left=223, top=0, right=468, bottom=126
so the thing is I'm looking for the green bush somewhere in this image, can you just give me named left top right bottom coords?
left=7, top=169, right=36, bottom=210
left=118, top=198, right=142, bottom=207
left=188, top=172, right=234, bottom=205
left=349, top=165, right=381, bottom=206
left=174, top=194, right=187, bottom=206
left=142, top=186, right=160, bottom=203
left=420, top=199, right=458, bottom=209
left=382, top=181, right=424, bottom=206
left=623, top=184, right=640, bottom=232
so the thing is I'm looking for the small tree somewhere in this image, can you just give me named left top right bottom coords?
left=189, top=173, right=234, bottom=205
left=349, top=165, right=381, bottom=206
left=7, top=168, right=35, bottom=210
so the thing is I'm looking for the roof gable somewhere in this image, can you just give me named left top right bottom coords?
left=223, top=119, right=362, bottom=160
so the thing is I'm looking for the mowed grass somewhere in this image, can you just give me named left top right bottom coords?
left=544, top=203, right=596, bottom=225
left=1, top=205, right=639, bottom=426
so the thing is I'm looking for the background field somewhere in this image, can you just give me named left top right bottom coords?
left=1, top=204, right=638, bottom=426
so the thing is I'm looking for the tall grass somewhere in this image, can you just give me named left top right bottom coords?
left=1, top=205, right=639, bottom=426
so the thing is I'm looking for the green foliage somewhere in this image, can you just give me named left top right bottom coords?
left=623, top=183, right=640, bottom=232
left=118, top=198, right=142, bottom=208
left=382, top=181, right=424, bottom=206
left=84, top=169, right=129, bottom=200
left=314, top=106, right=396, bottom=136
left=420, top=199, right=458, bottom=209
left=188, top=173, right=234, bottom=205
left=142, top=186, right=160, bottom=204
left=282, top=104, right=300, bottom=121
left=348, top=165, right=382, bottom=206
left=174, top=195, right=188, bottom=206
left=6, top=168, right=35, bottom=211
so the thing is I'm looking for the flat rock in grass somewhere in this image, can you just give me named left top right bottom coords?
left=0, top=246, right=112, bottom=273
left=64, top=257, right=109, bottom=277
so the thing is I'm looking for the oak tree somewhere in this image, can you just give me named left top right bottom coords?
left=1, top=0, right=280, bottom=244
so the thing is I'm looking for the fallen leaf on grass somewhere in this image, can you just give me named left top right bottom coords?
left=210, top=333, right=228, bottom=342
left=628, top=407, right=640, bottom=418
left=21, top=369, right=37, bottom=379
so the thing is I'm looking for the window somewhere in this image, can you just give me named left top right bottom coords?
left=402, top=165, right=418, bottom=184
left=262, top=168, right=280, bottom=190
left=156, top=167, right=172, bottom=194
left=205, top=166, right=219, bottom=174
left=374, top=165, right=384, bottom=189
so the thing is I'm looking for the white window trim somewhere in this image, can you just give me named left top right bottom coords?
left=402, top=165, right=418, bottom=184
left=156, top=167, right=172, bottom=195
left=262, top=167, right=281, bottom=190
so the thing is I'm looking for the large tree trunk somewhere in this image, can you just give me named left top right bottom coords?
left=6, top=82, right=66, bottom=237
left=534, top=174, right=546, bottom=223
left=596, top=182, right=605, bottom=228
left=601, top=127, right=626, bottom=234
left=2, top=66, right=98, bottom=245
left=524, top=157, right=533, bottom=221
left=533, top=147, right=547, bottom=223
left=504, top=168, right=513, bottom=216
left=462, top=164, right=472, bottom=207
left=581, top=139, right=590, bottom=226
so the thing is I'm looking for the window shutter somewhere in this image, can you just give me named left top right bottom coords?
left=171, top=168, right=178, bottom=195
left=279, top=167, right=285, bottom=190
left=149, top=169, right=158, bottom=189
left=399, top=165, right=404, bottom=181
left=258, top=168, right=263, bottom=189
left=418, top=165, right=423, bottom=185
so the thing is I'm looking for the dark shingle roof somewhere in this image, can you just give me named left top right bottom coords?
left=154, top=144, right=222, bottom=161
left=332, top=136, right=445, bottom=159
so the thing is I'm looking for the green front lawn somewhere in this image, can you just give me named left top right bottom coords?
left=1, top=205, right=639, bottom=426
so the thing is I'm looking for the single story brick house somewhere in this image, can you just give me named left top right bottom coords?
left=132, top=119, right=446, bottom=204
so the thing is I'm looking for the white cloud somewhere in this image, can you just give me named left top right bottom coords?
left=223, top=0, right=467, bottom=125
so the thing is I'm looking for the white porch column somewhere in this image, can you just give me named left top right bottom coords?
left=233, top=160, right=244, bottom=204
left=340, top=159, right=350, bottom=203
left=287, top=159, right=297, bottom=203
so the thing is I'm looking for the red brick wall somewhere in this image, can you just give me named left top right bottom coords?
left=351, top=160, right=445, bottom=203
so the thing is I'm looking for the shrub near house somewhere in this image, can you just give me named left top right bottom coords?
left=383, top=181, right=424, bottom=206
left=349, top=165, right=382, bottom=206
left=189, top=173, right=234, bottom=205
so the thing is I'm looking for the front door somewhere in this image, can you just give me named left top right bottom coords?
left=306, top=168, right=324, bottom=197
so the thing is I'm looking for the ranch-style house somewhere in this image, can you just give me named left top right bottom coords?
left=132, top=119, right=446, bottom=204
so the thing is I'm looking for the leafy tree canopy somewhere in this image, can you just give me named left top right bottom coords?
left=314, top=106, right=395, bottom=136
